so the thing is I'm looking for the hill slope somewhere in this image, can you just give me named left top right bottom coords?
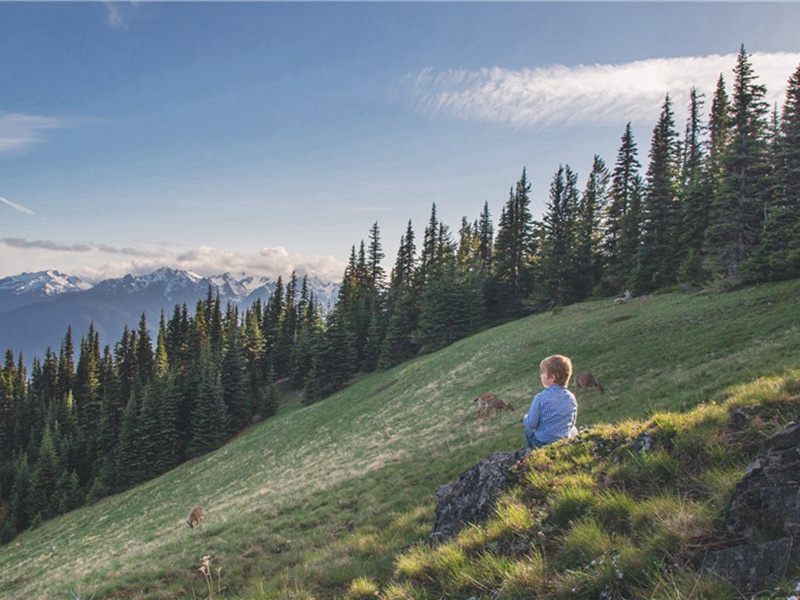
left=1, top=281, right=799, bottom=598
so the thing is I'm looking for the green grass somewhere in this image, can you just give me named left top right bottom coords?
left=1, top=280, right=799, bottom=598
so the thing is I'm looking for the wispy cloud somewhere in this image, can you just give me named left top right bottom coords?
left=0, top=112, right=71, bottom=154
left=4, top=238, right=93, bottom=253
left=2, top=238, right=162, bottom=257
left=104, top=2, right=139, bottom=30
left=0, top=196, right=36, bottom=215
left=409, top=52, right=800, bottom=128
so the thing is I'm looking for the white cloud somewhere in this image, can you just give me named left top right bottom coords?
left=2, top=239, right=345, bottom=283
left=0, top=196, right=36, bottom=215
left=104, top=2, right=139, bottom=30
left=174, top=246, right=345, bottom=282
left=0, top=112, right=70, bottom=154
left=410, top=52, right=800, bottom=129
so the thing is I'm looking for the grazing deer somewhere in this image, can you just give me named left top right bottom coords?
left=474, top=393, right=514, bottom=416
left=574, top=373, right=604, bottom=393
left=187, top=505, right=206, bottom=529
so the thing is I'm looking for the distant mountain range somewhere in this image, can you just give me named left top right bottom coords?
left=0, top=268, right=340, bottom=362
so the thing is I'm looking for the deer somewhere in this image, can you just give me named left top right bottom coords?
left=574, top=373, right=604, bottom=393
left=187, top=505, right=206, bottom=529
left=474, top=393, right=514, bottom=416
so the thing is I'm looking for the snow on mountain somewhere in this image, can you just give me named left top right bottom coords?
left=0, top=270, right=91, bottom=297
left=0, top=267, right=341, bottom=362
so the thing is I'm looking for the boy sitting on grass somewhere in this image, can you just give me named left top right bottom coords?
left=523, top=354, right=578, bottom=449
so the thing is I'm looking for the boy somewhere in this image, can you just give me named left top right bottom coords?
left=523, top=355, right=578, bottom=448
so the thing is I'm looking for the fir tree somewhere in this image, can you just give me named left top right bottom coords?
left=749, top=62, right=800, bottom=280
left=539, top=165, right=580, bottom=302
left=677, top=88, right=710, bottom=284
left=574, top=155, right=610, bottom=299
left=492, top=168, right=534, bottom=312
left=634, top=94, right=680, bottom=292
left=604, top=123, right=644, bottom=292
left=705, top=46, right=770, bottom=279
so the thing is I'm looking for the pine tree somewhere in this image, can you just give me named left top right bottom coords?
left=574, top=155, right=610, bottom=299
left=749, top=62, right=800, bottom=280
left=492, top=168, right=534, bottom=312
left=380, top=222, right=420, bottom=369
left=539, top=165, right=580, bottom=302
left=634, top=94, right=680, bottom=292
left=677, top=88, right=711, bottom=284
left=187, top=350, right=228, bottom=456
left=136, top=313, right=154, bottom=385
left=32, top=425, right=61, bottom=519
left=477, top=201, right=494, bottom=272
left=222, top=313, right=251, bottom=432
left=115, top=390, right=144, bottom=489
left=604, top=123, right=644, bottom=293
left=705, top=46, right=770, bottom=279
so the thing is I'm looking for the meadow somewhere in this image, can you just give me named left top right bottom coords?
left=1, top=279, right=799, bottom=598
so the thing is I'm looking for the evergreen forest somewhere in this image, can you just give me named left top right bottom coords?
left=1, top=47, right=799, bottom=543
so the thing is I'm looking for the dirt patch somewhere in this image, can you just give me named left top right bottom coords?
left=527, top=339, right=546, bottom=348
left=606, top=315, right=634, bottom=324
left=371, top=380, right=398, bottom=395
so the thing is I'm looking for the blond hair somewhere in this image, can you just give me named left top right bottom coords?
left=540, top=355, right=573, bottom=388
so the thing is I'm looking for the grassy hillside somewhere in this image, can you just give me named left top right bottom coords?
left=1, top=280, right=799, bottom=599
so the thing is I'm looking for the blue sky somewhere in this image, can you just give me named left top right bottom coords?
left=3, top=2, right=800, bottom=282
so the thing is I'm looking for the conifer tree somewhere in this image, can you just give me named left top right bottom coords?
left=32, top=425, right=61, bottom=519
left=539, top=165, right=580, bottom=302
left=115, top=390, right=144, bottom=489
left=574, top=155, right=610, bottom=299
left=187, top=350, right=228, bottom=456
left=380, top=222, right=420, bottom=369
left=634, top=94, right=680, bottom=292
left=677, top=88, right=710, bottom=284
left=749, top=62, right=800, bottom=279
left=477, top=201, right=494, bottom=272
left=705, top=46, right=770, bottom=279
left=136, top=313, right=154, bottom=385
left=604, top=123, right=644, bottom=292
left=492, top=169, right=534, bottom=312
left=222, top=310, right=251, bottom=432
left=57, top=327, right=75, bottom=401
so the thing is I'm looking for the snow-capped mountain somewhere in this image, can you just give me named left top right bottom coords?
left=0, top=270, right=92, bottom=312
left=0, top=268, right=340, bottom=362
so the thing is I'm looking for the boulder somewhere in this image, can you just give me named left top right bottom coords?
left=430, top=449, right=529, bottom=544
left=700, top=416, right=800, bottom=592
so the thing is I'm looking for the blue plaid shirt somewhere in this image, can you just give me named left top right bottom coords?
left=523, top=385, right=578, bottom=445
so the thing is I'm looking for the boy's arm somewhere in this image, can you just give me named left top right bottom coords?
left=523, top=394, right=542, bottom=430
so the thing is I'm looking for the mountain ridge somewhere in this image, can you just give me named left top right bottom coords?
left=0, top=267, right=340, bottom=360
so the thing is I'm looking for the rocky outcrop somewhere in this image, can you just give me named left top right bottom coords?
left=430, top=449, right=529, bottom=544
left=699, top=416, right=800, bottom=593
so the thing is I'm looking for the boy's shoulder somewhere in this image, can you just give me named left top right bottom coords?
left=539, top=385, right=576, bottom=402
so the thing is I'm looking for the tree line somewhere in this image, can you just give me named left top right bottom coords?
left=1, top=46, right=799, bottom=541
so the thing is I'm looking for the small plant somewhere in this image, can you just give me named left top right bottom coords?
left=198, top=555, right=223, bottom=599
left=347, top=576, right=379, bottom=599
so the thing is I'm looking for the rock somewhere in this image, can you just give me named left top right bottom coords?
left=430, top=449, right=530, bottom=544
left=698, top=415, right=800, bottom=592
left=702, top=539, right=792, bottom=593
left=725, top=416, right=800, bottom=542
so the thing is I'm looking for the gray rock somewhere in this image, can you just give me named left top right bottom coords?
left=698, top=416, right=800, bottom=593
left=702, top=539, right=792, bottom=593
left=430, top=449, right=530, bottom=544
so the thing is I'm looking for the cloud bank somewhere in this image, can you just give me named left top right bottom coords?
left=410, top=52, right=800, bottom=128
left=0, top=112, right=70, bottom=154
left=2, top=238, right=345, bottom=283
